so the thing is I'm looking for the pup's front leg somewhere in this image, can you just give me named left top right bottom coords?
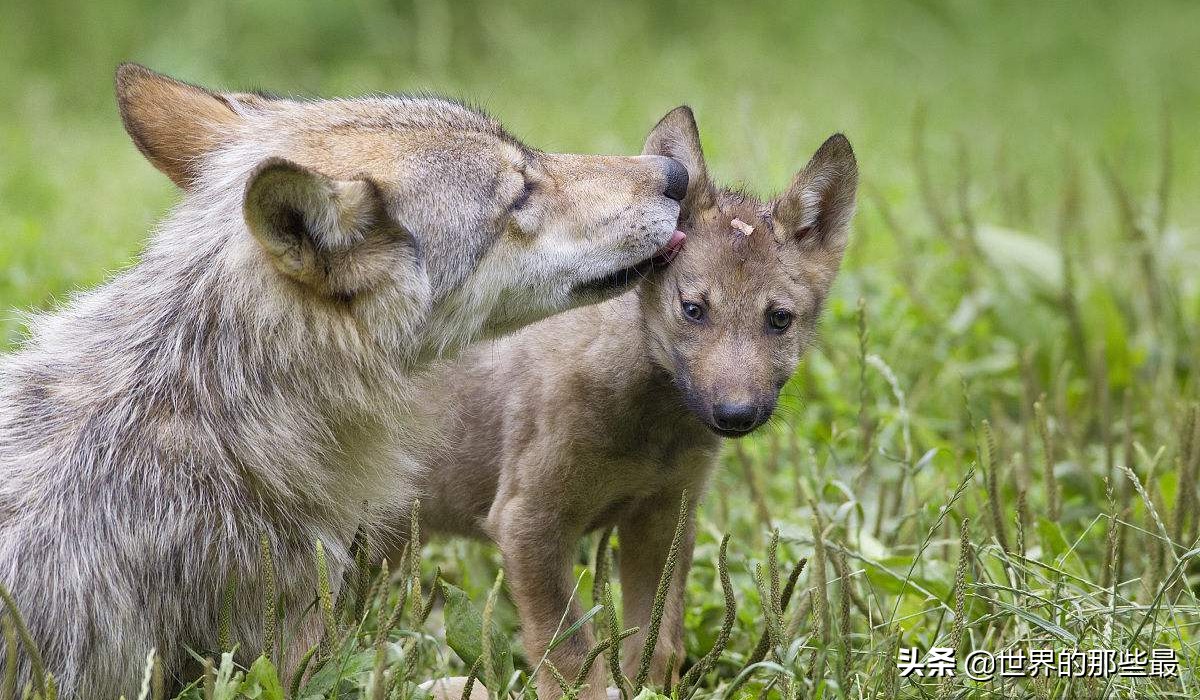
left=494, top=498, right=607, bottom=699
left=617, top=492, right=696, bottom=690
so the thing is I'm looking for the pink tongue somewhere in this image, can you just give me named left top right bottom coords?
left=654, top=230, right=687, bottom=261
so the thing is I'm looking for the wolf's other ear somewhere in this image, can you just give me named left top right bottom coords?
left=244, top=158, right=412, bottom=293
left=642, top=106, right=713, bottom=212
left=773, top=134, right=858, bottom=254
left=116, top=63, right=242, bottom=189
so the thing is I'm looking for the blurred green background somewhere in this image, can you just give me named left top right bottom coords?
left=2, top=0, right=1198, bottom=339
left=3, top=3, right=1200, bottom=696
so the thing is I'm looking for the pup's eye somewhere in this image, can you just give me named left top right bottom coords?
left=681, top=301, right=705, bottom=322
left=767, top=309, right=793, bottom=332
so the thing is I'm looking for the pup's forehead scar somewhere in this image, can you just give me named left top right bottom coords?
left=731, top=217, right=755, bottom=236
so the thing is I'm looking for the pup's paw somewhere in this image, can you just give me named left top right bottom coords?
left=419, top=676, right=489, bottom=700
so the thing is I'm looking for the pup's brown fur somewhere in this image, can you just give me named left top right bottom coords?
left=397, top=107, right=857, bottom=698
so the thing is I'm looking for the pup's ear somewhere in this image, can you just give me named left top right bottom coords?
left=115, top=63, right=242, bottom=189
left=642, top=106, right=713, bottom=212
left=244, top=158, right=412, bottom=294
left=773, top=134, right=858, bottom=254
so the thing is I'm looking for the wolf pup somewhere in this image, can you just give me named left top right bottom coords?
left=398, top=107, right=857, bottom=698
left=0, top=64, right=688, bottom=697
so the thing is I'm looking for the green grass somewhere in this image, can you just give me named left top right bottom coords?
left=2, top=1, right=1199, bottom=697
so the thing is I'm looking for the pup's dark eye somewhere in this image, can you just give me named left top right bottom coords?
left=681, top=301, right=705, bottom=322
left=767, top=309, right=793, bottom=332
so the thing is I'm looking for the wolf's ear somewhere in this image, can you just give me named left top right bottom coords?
left=773, top=134, right=858, bottom=254
left=116, top=63, right=242, bottom=189
left=244, top=158, right=413, bottom=292
left=643, top=106, right=713, bottom=212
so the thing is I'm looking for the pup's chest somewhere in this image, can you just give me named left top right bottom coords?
left=579, top=442, right=721, bottom=526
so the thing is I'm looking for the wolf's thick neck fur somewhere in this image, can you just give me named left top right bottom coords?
left=4, top=142, right=427, bottom=514
left=0, top=139, right=432, bottom=694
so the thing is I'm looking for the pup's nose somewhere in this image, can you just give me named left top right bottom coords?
left=663, top=158, right=689, bottom=202
left=712, top=402, right=757, bottom=433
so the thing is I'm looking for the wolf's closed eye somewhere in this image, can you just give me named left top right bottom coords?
left=510, top=179, right=534, bottom=211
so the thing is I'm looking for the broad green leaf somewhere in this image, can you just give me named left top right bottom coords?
left=1036, top=517, right=1089, bottom=579
left=211, top=652, right=244, bottom=700
left=633, top=689, right=671, bottom=700
left=976, top=225, right=1063, bottom=292
left=1036, top=517, right=1069, bottom=559
left=1081, top=284, right=1134, bottom=387
left=242, top=656, right=284, bottom=700
left=300, top=649, right=377, bottom=697
left=440, top=580, right=515, bottom=692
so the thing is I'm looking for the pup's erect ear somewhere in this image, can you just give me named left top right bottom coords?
left=642, top=106, right=713, bottom=212
left=244, top=158, right=409, bottom=292
left=115, top=63, right=242, bottom=189
left=773, top=134, right=858, bottom=254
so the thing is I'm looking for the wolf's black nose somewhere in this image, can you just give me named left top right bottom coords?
left=663, top=158, right=689, bottom=202
left=713, top=403, right=756, bottom=433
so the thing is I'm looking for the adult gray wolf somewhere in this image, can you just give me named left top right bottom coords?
left=395, top=106, right=857, bottom=699
left=0, top=64, right=687, bottom=697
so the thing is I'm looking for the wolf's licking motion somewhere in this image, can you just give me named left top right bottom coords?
left=0, top=65, right=686, bottom=698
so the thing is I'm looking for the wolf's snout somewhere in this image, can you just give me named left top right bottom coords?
left=662, top=158, right=689, bottom=202
left=712, top=402, right=758, bottom=433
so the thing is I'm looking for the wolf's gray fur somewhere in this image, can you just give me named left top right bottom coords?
left=391, top=107, right=858, bottom=699
left=0, top=65, right=684, bottom=697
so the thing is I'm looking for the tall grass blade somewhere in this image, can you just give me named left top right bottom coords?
left=633, top=491, right=690, bottom=693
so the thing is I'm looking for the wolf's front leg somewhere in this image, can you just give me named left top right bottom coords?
left=493, top=498, right=606, bottom=700
left=617, top=492, right=696, bottom=691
